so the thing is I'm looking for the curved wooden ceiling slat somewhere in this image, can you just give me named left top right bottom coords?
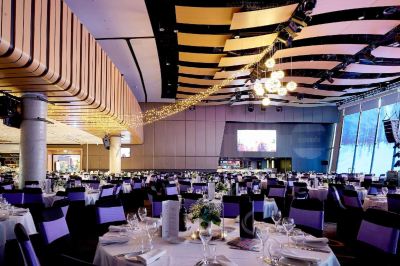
left=177, top=33, right=231, bottom=47
left=312, top=0, right=400, bottom=16
left=178, top=66, right=220, bottom=76
left=274, top=61, right=341, bottom=70
left=179, top=52, right=225, bottom=63
left=178, top=76, right=246, bottom=86
left=230, top=4, right=298, bottom=30
left=340, top=64, right=400, bottom=74
left=372, top=46, right=400, bottom=59
left=273, top=44, right=367, bottom=59
left=175, top=6, right=240, bottom=25
left=223, top=33, right=278, bottom=52
left=213, top=69, right=253, bottom=79
left=218, top=54, right=260, bottom=67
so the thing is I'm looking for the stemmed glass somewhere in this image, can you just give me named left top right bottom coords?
left=199, top=226, right=212, bottom=265
left=267, top=239, right=281, bottom=266
left=282, top=217, right=295, bottom=246
left=291, top=229, right=305, bottom=248
left=255, top=226, right=270, bottom=260
left=271, top=210, right=282, bottom=231
left=126, top=213, right=139, bottom=231
left=138, top=207, right=147, bottom=222
left=144, top=220, right=158, bottom=250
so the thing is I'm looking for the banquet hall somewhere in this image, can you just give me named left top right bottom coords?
left=0, top=0, right=400, bottom=265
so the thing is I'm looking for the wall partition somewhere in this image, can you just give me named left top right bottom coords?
left=336, top=92, right=400, bottom=175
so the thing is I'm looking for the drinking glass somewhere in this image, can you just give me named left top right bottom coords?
left=291, top=229, right=305, bottom=248
left=271, top=210, right=281, bottom=230
left=127, top=213, right=139, bottom=231
left=145, top=221, right=157, bottom=250
left=199, top=226, right=212, bottom=265
left=282, top=217, right=295, bottom=246
left=267, top=239, right=281, bottom=266
left=255, top=226, right=270, bottom=260
left=138, top=207, right=147, bottom=222
left=382, top=187, right=388, bottom=196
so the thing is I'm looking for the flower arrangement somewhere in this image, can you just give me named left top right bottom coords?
left=189, top=198, right=221, bottom=229
left=216, top=182, right=228, bottom=192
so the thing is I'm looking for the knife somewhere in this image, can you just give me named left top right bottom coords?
left=296, top=246, right=330, bottom=253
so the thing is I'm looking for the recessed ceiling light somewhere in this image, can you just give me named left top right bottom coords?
left=358, top=16, right=365, bottom=20
left=166, top=62, right=170, bottom=66
left=173, top=29, right=178, bottom=33
left=234, top=35, right=240, bottom=39
left=159, top=27, right=165, bottom=32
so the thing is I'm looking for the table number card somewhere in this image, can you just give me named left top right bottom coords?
left=208, top=182, right=215, bottom=200
left=162, top=200, right=180, bottom=240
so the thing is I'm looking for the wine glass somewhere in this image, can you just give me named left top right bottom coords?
left=267, top=239, right=281, bottom=266
left=199, top=227, right=212, bottom=265
left=126, top=213, right=139, bottom=231
left=271, top=210, right=281, bottom=231
left=382, top=187, right=388, bottom=196
left=282, top=217, right=295, bottom=246
left=291, top=229, right=305, bottom=248
left=138, top=207, right=147, bottom=222
left=145, top=221, right=158, bottom=250
left=255, top=226, right=270, bottom=260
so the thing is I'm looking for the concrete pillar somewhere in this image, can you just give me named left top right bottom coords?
left=109, top=135, right=121, bottom=173
left=19, top=93, right=47, bottom=186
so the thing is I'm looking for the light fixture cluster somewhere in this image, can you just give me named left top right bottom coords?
left=253, top=58, right=297, bottom=106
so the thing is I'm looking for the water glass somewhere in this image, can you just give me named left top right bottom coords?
left=127, top=213, right=139, bottom=231
left=199, top=227, right=212, bottom=264
left=267, top=239, right=281, bottom=266
left=255, top=226, right=270, bottom=260
left=282, top=217, right=295, bottom=246
left=271, top=210, right=281, bottom=230
left=138, top=207, right=147, bottom=222
left=291, top=229, right=305, bottom=247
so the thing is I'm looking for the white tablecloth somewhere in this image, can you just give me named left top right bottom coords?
left=308, top=188, right=329, bottom=201
left=362, top=196, right=388, bottom=211
left=93, top=219, right=339, bottom=266
left=355, top=188, right=367, bottom=201
left=0, top=211, right=37, bottom=262
left=43, top=192, right=99, bottom=207
left=122, top=184, right=132, bottom=194
left=263, top=199, right=279, bottom=219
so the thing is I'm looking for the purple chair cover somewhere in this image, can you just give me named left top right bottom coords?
left=67, top=192, right=85, bottom=202
left=289, top=207, right=324, bottom=231
left=253, top=200, right=264, bottom=213
left=3, top=191, right=24, bottom=205
left=343, top=194, right=362, bottom=208
left=166, top=186, right=178, bottom=196
left=192, top=183, right=207, bottom=193
left=387, top=194, right=400, bottom=214
left=268, top=187, right=286, bottom=198
left=23, top=193, right=44, bottom=205
left=39, top=216, right=69, bottom=244
left=14, top=223, right=41, bottom=266
left=267, top=178, right=278, bottom=186
left=1, top=184, right=13, bottom=190
left=179, top=184, right=190, bottom=193
left=114, top=184, right=122, bottom=195
left=152, top=201, right=162, bottom=217
left=96, top=206, right=126, bottom=224
left=223, top=202, right=240, bottom=218
left=99, top=186, right=114, bottom=198
left=132, top=182, right=142, bottom=189
left=183, top=198, right=197, bottom=210
left=357, top=220, right=399, bottom=254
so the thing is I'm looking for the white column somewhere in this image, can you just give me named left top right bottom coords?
left=19, top=93, right=47, bottom=186
left=109, top=135, right=121, bottom=173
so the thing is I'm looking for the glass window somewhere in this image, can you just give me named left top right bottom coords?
left=353, top=108, right=379, bottom=173
left=371, top=103, right=400, bottom=175
left=337, top=112, right=360, bottom=173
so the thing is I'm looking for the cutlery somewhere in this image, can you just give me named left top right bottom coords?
left=295, top=246, right=330, bottom=253
left=229, top=246, right=259, bottom=252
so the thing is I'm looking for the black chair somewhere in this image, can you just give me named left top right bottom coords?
left=249, top=194, right=265, bottom=221
left=222, top=195, right=240, bottom=218
left=289, top=199, right=324, bottom=237
left=14, top=223, right=41, bottom=266
left=95, top=198, right=127, bottom=235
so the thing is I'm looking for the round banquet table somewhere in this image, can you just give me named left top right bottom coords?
left=362, top=196, right=388, bottom=211
left=355, top=188, right=368, bottom=201
left=43, top=191, right=99, bottom=207
left=0, top=210, right=37, bottom=262
left=93, top=219, right=340, bottom=266
left=263, top=199, right=279, bottom=219
left=308, top=187, right=329, bottom=201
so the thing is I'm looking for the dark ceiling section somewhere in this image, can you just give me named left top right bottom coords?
left=144, top=0, right=178, bottom=99
left=147, top=0, right=400, bottom=106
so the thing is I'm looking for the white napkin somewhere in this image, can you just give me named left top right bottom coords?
left=215, top=255, right=238, bottom=266
left=126, top=249, right=166, bottom=265
left=99, top=235, right=130, bottom=245
left=280, top=248, right=321, bottom=263
left=304, top=236, right=329, bottom=245
left=108, top=225, right=128, bottom=232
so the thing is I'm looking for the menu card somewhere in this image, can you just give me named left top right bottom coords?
left=208, top=182, right=215, bottom=200
left=162, top=200, right=180, bottom=240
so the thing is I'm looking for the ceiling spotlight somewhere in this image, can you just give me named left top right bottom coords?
left=302, top=0, right=317, bottom=16
left=265, top=58, right=275, bottom=68
left=254, top=83, right=264, bottom=96
left=159, top=27, right=165, bottom=32
left=313, top=84, right=319, bottom=89
left=264, top=79, right=274, bottom=93
left=234, top=35, right=240, bottom=39
left=262, top=97, right=271, bottom=106
left=235, top=91, right=242, bottom=101
left=271, top=79, right=281, bottom=91
left=276, top=70, right=285, bottom=79
left=277, top=87, right=288, bottom=96
left=286, top=81, right=297, bottom=91
left=276, top=31, right=292, bottom=47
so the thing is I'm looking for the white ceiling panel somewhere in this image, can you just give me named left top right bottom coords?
left=65, top=0, right=153, bottom=38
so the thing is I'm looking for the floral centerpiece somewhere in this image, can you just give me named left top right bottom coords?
left=215, top=181, right=228, bottom=192
left=189, top=198, right=221, bottom=229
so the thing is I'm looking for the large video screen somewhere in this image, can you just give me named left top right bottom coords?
left=237, top=130, right=276, bottom=152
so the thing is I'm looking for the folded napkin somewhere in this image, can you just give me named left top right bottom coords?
left=99, top=235, right=130, bottom=245
left=108, top=225, right=128, bottom=232
left=227, top=237, right=259, bottom=251
left=125, top=249, right=166, bottom=265
left=280, top=248, right=321, bottom=263
left=303, top=236, right=329, bottom=245
left=214, top=255, right=238, bottom=266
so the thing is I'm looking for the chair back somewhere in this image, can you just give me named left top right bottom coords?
left=25, top=181, right=40, bottom=188
left=81, top=180, right=100, bottom=190
left=23, top=188, right=44, bottom=205
left=114, top=183, right=122, bottom=195
left=178, top=181, right=191, bottom=193
left=343, top=189, right=362, bottom=209
left=367, top=183, right=382, bottom=195
left=99, top=185, right=115, bottom=198
left=3, top=189, right=24, bottom=205
left=131, top=181, right=142, bottom=190
left=293, top=182, right=307, bottom=194
left=387, top=185, right=397, bottom=194
left=165, top=184, right=178, bottom=196
left=387, top=194, right=400, bottom=214
left=357, top=208, right=400, bottom=254
left=14, top=223, right=41, bottom=266
left=0, top=182, right=13, bottom=190
left=289, top=199, right=324, bottom=232
left=250, top=194, right=264, bottom=213
left=266, top=178, right=278, bottom=186
left=66, top=187, right=85, bottom=202
left=38, top=207, right=69, bottom=244
left=192, top=183, right=207, bottom=193
left=222, top=195, right=240, bottom=218
left=96, top=199, right=126, bottom=225
left=181, top=193, right=202, bottom=210
left=52, top=199, right=69, bottom=217
left=267, top=185, right=286, bottom=198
